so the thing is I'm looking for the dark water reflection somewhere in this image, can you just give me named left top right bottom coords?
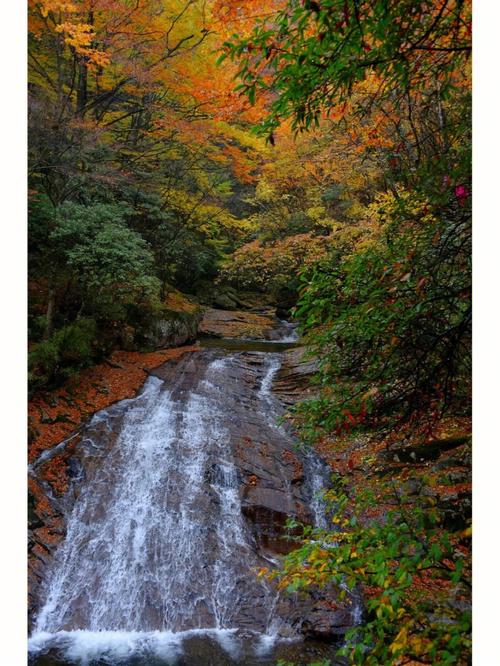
left=199, top=336, right=301, bottom=353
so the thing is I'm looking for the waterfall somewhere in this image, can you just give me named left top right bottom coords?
left=32, top=357, right=276, bottom=628
left=258, top=354, right=331, bottom=531
left=29, top=341, right=337, bottom=664
left=277, top=320, right=300, bottom=343
left=258, top=354, right=282, bottom=404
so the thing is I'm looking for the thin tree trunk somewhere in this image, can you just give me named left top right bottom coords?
left=160, top=277, right=168, bottom=301
left=76, top=61, right=88, bottom=115
left=406, top=88, right=421, bottom=165
left=44, top=284, right=56, bottom=340
left=436, top=78, right=449, bottom=154
left=76, top=10, right=93, bottom=116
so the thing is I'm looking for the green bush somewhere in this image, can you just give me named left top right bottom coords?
left=28, top=318, right=98, bottom=392
left=54, top=318, right=96, bottom=366
left=274, top=475, right=471, bottom=665
left=28, top=338, right=60, bottom=390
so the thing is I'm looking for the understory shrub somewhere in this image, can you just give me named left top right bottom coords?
left=28, top=318, right=97, bottom=393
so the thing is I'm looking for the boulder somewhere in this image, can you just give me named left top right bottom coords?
left=141, top=309, right=202, bottom=349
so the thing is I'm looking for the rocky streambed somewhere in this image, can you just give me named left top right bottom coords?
left=28, top=318, right=360, bottom=665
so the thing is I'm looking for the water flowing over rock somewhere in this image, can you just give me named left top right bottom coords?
left=29, top=327, right=360, bottom=665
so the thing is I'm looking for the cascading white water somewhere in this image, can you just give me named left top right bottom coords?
left=277, top=321, right=300, bottom=344
left=258, top=354, right=282, bottom=406
left=34, top=362, right=265, bottom=628
left=29, top=339, right=336, bottom=664
left=257, top=355, right=330, bottom=531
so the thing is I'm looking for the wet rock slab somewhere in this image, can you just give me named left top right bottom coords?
left=29, top=345, right=359, bottom=649
left=272, top=347, right=319, bottom=405
left=199, top=308, right=279, bottom=340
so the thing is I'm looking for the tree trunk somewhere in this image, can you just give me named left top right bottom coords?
left=43, top=285, right=56, bottom=340
left=160, top=278, right=168, bottom=302
left=76, top=10, right=93, bottom=116
left=76, top=61, right=88, bottom=116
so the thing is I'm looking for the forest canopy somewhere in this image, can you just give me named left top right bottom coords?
left=28, top=1, right=471, bottom=663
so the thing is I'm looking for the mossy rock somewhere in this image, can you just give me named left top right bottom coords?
left=135, top=307, right=202, bottom=350
left=124, top=289, right=203, bottom=351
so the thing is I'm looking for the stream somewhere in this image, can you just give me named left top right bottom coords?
left=29, top=323, right=358, bottom=665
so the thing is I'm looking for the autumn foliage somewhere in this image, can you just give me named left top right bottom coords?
left=224, top=0, right=471, bottom=663
left=29, top=0, right=471, bottom=663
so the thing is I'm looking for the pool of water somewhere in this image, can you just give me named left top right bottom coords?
left=199, top=336, right=301, bottom=353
